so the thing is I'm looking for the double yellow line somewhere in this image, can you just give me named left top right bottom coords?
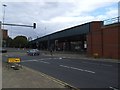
left=24, top=66, right=80, bottom=90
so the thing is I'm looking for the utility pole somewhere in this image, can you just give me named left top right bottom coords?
left=2, top=4, right=7, bottom=47
left=0, top=21, right=2, bottom=48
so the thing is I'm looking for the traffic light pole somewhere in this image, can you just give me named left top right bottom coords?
left=0, top=22, right=36, bottom=46
left=0, top=21, right=2, bottom=90
left=1, top=22, right=36, bottom=48
left=3, top=22, right=36, bottom=29
left=0, top=21, right=36, bottom=90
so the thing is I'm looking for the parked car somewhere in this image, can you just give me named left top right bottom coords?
left=27, top=49, right=40, bottom=56
left=0, top=48, right=7, bottom=53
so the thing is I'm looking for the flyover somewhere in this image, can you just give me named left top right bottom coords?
left=29, top=16, right=120, bottom=59
left=30, top=21, right=103, bottom=53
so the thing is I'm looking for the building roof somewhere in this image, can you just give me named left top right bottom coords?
left=30, top=21, right=102, bottom=44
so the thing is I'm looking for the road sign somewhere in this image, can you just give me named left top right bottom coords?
left=7, top=57, right=21, bottom=63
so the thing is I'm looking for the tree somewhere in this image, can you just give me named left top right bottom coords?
left=12, top=36, right=28, bottom=48
left=6, top=36, right=13, bottom=47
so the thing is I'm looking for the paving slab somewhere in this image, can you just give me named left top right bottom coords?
left=2, top=63, right=65, bottom=88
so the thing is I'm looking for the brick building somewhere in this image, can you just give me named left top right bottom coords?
left=0, top=29, right=8, bottom=39
left=87, top=21, right=120, bottom=59
left=2, top=29, right=8, bottom=40
left=0, top=29, right=8, bottom=47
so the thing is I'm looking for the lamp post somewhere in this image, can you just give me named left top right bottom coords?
left=0, top=21, right=2, bottom=90
left=2, top=4, right=7, bottom=47
left=0, top=22, right=2, bottom=48
left=2, top=4, right=7, bottom=29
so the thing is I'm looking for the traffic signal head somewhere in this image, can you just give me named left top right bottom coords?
left=33, top=23, right=36, bottom=29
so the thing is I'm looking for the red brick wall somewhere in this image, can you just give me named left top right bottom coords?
left=2, top=29, right=8, bottom=40
left=91, top=30, right=103, bottom=57
left=87, top=34, right=92, bottom=56
left=90, top=21, right=103, bottom=32
left=87, top=21, right=103, bottom=57
left=102, top=24, right=119, bottom=59
left=87, top=23, right=120, bottom=59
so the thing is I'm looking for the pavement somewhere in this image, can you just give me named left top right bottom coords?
left=2, top=62, right=66, bottom=88
left=41, top=51, right=119, bottom=63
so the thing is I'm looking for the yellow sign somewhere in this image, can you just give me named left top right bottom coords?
left=8, top=58, right=21, bottom=63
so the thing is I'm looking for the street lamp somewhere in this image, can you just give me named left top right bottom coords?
left=2, top=4, right=7, bottom=29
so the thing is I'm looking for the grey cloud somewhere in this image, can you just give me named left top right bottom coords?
left=1, top=1, right=75, bottom=39
left=1, top=1, right=118, bottom=39
left=5, top=2, right=74, bottom=22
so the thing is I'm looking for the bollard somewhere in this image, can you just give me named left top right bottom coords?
left=93, top=53, right=99, bottom=58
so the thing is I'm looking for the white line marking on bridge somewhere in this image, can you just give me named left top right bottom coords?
left=59, top=65, right=95, bottom=74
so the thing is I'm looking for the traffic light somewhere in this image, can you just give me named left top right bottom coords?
left=33, top=23, right=36, bottom=29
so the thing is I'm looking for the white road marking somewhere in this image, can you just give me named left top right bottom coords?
left=59, top=65, right=95, bottom=74
left=59, top=57, right=62, bottom=59
left=37, top=58, right=60, bottom=60
left=21, top=59, right=38, bottom=62
left=60, top=65, right=70, bottom=68
left=21, top=58, right=58, bottom=62
left=21, top=59, right=50, bottom=64
left=70, top=67, right=84, bottom=71
left=109, top=86, right=118, bottom=90
left=39, top=61, right=50, bottom=64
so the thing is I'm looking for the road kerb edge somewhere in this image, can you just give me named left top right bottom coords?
left=23, top=65, right=80, bottom=90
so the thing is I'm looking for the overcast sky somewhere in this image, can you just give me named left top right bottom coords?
left=0, top=0, right=119, bottom=40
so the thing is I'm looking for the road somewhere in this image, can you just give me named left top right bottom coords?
left=2, top=52, right=119, bottom=89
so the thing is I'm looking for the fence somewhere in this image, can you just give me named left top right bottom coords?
left=103, top=16, right=120, bottom=25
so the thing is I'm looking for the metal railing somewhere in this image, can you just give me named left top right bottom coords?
left=103, top=16, right=120, bottom=25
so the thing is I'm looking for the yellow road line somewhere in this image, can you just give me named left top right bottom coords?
left=24, top=66, right=80, bottom=90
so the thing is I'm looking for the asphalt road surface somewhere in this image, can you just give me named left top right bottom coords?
left=2, top=53, right=119, bottom=89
